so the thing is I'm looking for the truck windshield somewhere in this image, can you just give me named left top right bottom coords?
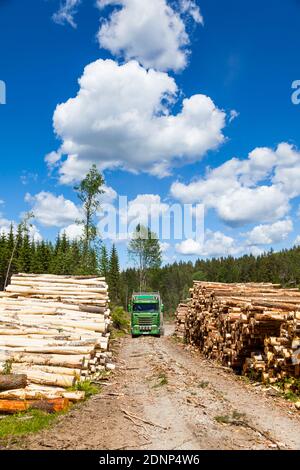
left=133, top=303, right=158, bottom=313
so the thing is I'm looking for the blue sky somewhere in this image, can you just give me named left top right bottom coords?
left=0, top=0, right=300, bottom=267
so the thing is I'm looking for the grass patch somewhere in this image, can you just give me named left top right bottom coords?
left=70, top=380, right=100, bottom=398
left=215, top=414, right=231, bottom=424
left=171, top=335, right=184, bottom=344
left=0, top=409, right=60, bottom=441
left=240, top=375, right=251, bottom=384
left=276, top=377, right=300, bottom=402
left=198, top=381, right=209, bottom=389
left=246, top=369, right=262, bottom=382
left=110, top=329, right=127, bottom=339
left=215, top=410, right=246, bottom=425
left=153, top=372, right=168, bottom=388
left=283, top=390, right=299, bottom=402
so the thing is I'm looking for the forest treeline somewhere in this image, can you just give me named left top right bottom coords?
left=1, top=224, right=300, bottom=315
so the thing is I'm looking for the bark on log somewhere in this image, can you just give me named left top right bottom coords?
left=0, top=398, right=69, bottom=414
left=0, top=374, right=27, bottom=391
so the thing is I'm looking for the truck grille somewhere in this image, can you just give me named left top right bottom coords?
left=138, top=317, right=153, bottom=326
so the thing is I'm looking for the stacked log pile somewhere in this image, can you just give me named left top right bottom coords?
left=183, top=281, right=300, bottom=383
left=175, top=303, right=189, bottom=339
left=0, top=273, right=113, bottom=411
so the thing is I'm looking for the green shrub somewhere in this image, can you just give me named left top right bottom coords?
left=72, top=380, right=100, bottom=398
left=277, top=377, right=300, bottom=401
left=111, top=306, right=130, bottom=331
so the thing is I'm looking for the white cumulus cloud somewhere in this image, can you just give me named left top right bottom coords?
left=28, top=225, right=43, bottom=243
left=25, top=192, right=81, bottom=227
left=51, top=59, right=226, bottom=183
left=120, top=194, right=170, bottom=226
left=0, top=217, right=13, bottom=235
left=60, top=223, right=84, bottom=240
left=245, top=219, right=293, bottom=246
left=0, top=218, right=42, bottom=242
left=180, top=0, right=204, bottom=24
left=171, top=143, right=300, bottom=227
left=101, top=185, right=118, bottom=204
left=294, top=236, right=300, bottom=246
left=97, top=0, right=203, bottom=72
left=160, top=241, right=170, bottom=253
left=176, top=230, right=241, bottom=257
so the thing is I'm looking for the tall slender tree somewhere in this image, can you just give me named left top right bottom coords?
left=128, top=224, right=162, bottom=291
left=74, top=165, right=105, bottom=274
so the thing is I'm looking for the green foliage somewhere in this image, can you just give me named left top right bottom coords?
left=283, top=390, right=299, bottom=402
left=128, top=224, right=162, bottom=291
left=111, top=306, right=130, bottom=331
left=246, top=368, right=262, bottom=382
left=0, top=229, right=100, bottom=290
left=3, top=212, right=35, bottom=288
left=153, top=372, right=168, bottom=388
left=193, top=270, right=207, bottom=281
left=74, top=165, right=105, bottom=274
left=108, top=244, right=121, bottom=305
left=198, top=381, right=209, bottom=389
left=0, top=410, right=60, bottom=441
left=276, top=377, right=300, bottom=401
left=72, top=380, right=100, bottom=398
left=99, top=245, right=109, bottom=277
left=215, top=410, right=246, bottom=424
left=3, top=215, right=300, bottom=323
left=120, top=245, right=300, bottom=314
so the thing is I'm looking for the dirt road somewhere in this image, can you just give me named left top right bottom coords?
left=10, top=325, right=300, bottom=450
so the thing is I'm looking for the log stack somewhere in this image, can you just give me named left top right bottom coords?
left=182, top=281, right=300, bottom=384
left=175, top=303, right=189, bottom=339
left=0, top=273, right=113, bottom=410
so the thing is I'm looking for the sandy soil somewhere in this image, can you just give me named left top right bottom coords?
left=7, top=325, right=300, bottom=450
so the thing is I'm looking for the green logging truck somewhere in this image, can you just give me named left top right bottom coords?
left=128, top=292, right=164, bottom=337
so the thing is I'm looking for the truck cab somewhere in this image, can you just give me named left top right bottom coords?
left=128, top=292, right=164, bottom=337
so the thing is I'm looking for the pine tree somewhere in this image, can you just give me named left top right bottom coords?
left=18, top=231, right=32, bottom=273
left=69, top=240, right=82, bottom=275
left=108, top=244, right=120, bottom=305
left=30, top=241, right=44, bottom=273
left=99, top=245, right=109, bottom=278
